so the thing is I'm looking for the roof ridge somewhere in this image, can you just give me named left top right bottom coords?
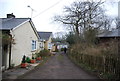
left=1, top=18, right=31, bottom=30
left=13, top=18, right=31, bottom=19
left=1, top=18, right=31, bottom=19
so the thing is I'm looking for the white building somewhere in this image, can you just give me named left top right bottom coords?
left=38, top=32, right=53, bottom=52
left=1, top=13, right=40, bottom=70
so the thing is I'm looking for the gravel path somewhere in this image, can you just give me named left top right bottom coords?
left=21, top=53, right=100, bottom=79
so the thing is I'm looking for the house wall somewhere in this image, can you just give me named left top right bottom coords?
left=38, top=41, right=44, bottom=51
left=52, top=45, right=56, bottom=52
left=10, top=21, right=39, bottom=66
left=44, top=36, right=52, bottom=51
left=44, top=41, right=48, bottom=50
left=52, top=44, right=58, bottom=52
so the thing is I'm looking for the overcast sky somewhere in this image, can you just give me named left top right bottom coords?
left=0, top=0, right=119, bottom=34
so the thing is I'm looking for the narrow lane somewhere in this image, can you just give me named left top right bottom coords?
left=21, top=53, right=99, bottom=79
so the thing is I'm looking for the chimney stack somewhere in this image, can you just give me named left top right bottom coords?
left=7, top=13, right=15, bottom=18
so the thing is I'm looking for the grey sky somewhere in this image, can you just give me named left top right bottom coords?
left=0, top=0, right=119, bottom=34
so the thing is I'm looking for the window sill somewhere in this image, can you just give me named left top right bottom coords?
left=31, top=49, right=37, bottom=52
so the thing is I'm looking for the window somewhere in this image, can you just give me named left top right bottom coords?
left=39, top=43, right=41, bottom=48
left=39, top=42, right=43, bottom=48
left=32, top=40, right=36, bottom=51
left=48, top=43, right=52, bottom=49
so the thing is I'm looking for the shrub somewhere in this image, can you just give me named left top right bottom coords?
left=61, top=48, right=64, bottom=51
left=35, top=53, right=40, bottom=58
left=68, top=40, right=119, bottom=80
left=39, top=49, right=51, bottom=57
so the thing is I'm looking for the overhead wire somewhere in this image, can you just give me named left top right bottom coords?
left=33, top=0, right=63, bottom=18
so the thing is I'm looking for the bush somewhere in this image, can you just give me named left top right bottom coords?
left=35, top=53, right=40, bottom=58
left=38, top=49, right=51, bottom=57
left=61, top=48, right=64, bottom=51
left=68, top=40, right=119, bottom=80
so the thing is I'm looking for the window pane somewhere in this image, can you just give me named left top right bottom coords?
left=32, top=40, right=34, bottom=50
left=35, top=41, right=36, bottom=49
left=32, top=40, right=36, bottom=50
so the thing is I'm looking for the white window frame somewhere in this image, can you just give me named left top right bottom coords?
left=32, top=40, right=37, bottom=51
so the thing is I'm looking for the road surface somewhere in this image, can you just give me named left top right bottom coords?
left=20, top=53, right=100, bottom=79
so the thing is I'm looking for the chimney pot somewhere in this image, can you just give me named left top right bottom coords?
left=7, top=13, right=15, bottom=18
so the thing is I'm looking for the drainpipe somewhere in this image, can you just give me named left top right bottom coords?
left=8, top=30, right=13, bottom=69
left=8, top=36, right=12, bottom=69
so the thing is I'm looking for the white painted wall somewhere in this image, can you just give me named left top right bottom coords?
left=57, top=44, right=68, bottom=50
left=39, top=41, right=44, bottom=50
left=10, top=21, right=39, bottom=66
left=44, top=35, right=52, bottom=50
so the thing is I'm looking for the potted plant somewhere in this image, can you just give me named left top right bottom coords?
left=31, top=56, right=36, bottom=63
left=36, top=56, right=41, bottom=60
left=26, top=57, right=31, bottom=63
left=21, top=55, right=28, bottom=68
left=36, top=53, right=42, bottom=61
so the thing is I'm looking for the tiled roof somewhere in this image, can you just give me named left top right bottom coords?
left=0, top=18, right=31, bottom=30
left=38, top=32, right=52, bottom=41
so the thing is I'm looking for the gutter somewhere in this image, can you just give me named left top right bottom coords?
left=29, top=20, right=40, bottom=40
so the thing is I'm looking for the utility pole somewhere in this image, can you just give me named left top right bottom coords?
left=27, top=5, right=35, bottom=19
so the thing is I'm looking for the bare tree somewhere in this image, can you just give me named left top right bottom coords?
left=54, top=0, right=105, bottom=36
left=114, top=17, right=120, bottom=28
left=54, top=0, right=115, bottom=44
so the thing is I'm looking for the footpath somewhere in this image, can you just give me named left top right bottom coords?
left=2, top=62, right=41, bottom=79
left=2, top=52, right=54, bottom=80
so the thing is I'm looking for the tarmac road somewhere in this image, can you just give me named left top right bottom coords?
left=20, top=53, right=100, bottom=79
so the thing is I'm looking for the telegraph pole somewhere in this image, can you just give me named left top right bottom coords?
left=27, top=5, right=35, bottom=19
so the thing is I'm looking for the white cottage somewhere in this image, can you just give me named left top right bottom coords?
left=38, top=32, right=53, bottom=51
left=1, top=13, right=40, bottom=70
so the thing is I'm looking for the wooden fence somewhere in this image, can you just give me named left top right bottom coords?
left=68, top=52, right=120, bottom=80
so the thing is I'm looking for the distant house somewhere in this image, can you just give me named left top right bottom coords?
left=1, top=13, right=40, bottom=70
left=38, top=32, right=53, bottom=51
left=52, top=42, right=69, bottom=52
left=97, top=27, right=120, bottom=44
